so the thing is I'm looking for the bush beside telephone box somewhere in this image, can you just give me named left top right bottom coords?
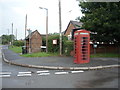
left=63, top=40, right=74, bottom=56
left=44, top=35, right=72, bottom=56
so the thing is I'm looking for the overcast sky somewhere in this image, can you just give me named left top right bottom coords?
left=0, top=0, right=83, bottom=39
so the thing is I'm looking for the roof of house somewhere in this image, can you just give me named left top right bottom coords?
left=25, top=30, right=41, bottom=40
left=70, top=20, right=83, bottom=28
left=64, top=20, right=83, bottom=35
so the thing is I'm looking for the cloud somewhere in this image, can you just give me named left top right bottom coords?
left=12, top=7, right=26, bottom=16
left=0, top=0, right=82, bottom=39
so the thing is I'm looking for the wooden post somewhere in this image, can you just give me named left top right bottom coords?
left=25, top=14, right=27, bottom=46
left=11, top=23, right=13, bottom=47
left=59, top=0, right=62, bottom=55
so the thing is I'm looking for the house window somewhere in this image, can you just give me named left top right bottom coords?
left=68, top=33, right=72, bottom=40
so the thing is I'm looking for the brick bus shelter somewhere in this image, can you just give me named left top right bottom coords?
left=25, top=30, right=42, bottom=53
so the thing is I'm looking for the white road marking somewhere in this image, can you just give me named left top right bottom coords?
left=71, top=70, right=84, bottom=73
left=54, top=72, right=69, bottom=75
left=0, top=70, right=85, bottom=77
left=36, top=70, right=49, bottom=73
left=17, top=74, right=32, bottom=77
left=38, top=73, right=50, bottom=76
left=18, top=72, right=31, bottom=74
left=0, top=75, right=11, bottom=78
left=0, top=72, right=12, bottom=75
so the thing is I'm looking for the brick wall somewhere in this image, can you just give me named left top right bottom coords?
left=26, top=31, right=42, bottom=53
left=64, top=23, right=75, bottom=36
left=31, top=32, right=42, bottom=53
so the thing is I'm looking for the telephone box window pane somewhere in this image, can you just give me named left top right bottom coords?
left=81, top=43, right=88, bottom=45
left=82, top=46, right=87, bottom=48
left=83, top=40, right=88, bottom=42
left=82, top=58, right=87, bottom=60
left=80, top=33, right=89, bottom=35
left=81, top=37, right=88, bottom=39
left=82, top=55, right=87, bottom=57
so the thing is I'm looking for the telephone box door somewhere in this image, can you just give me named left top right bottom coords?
left=74, top=30, right=90, bottom=64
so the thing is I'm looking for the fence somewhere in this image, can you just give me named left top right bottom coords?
left=90, top=44, right=119, bottom=54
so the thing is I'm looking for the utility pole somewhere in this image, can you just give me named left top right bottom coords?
left=7, top=29, right=9, bottom=45
left=16, top=29, right=17, bottom=40
left=59, top=0, right=62, bottom=55
left=25, top=14, right=27, bottom=46
left=11, top=23, right=13, bottom=47
left=27, top=29, right=32, bottom=53
left=39, top=7, right=48, bottom=53
left=46, top=8, right=48, bottom=53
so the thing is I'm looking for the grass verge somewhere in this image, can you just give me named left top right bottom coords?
left=9, top=46, right=119, bottom=57
left=21, top=52, right=59, bottom=57
left=9, top=46, right=22, bottom=53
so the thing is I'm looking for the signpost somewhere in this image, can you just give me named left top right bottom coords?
left=93, top=43, right=97, bottom=54
left=53, top=39, right=57, bottom=45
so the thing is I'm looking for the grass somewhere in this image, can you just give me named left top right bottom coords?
left=21, top=52, right=59, bottom=57
left=9, top=46, right=22, bottom=53
left=9, top=46, right=59, bottom=57
left=90, top=53, right=120, bottom=58
left=9, top=46, right=119, bottom=58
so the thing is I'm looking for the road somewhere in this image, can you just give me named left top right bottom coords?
left=0, top=45, right=2, bottom=89
left=1, top=45, right=119, bottom=88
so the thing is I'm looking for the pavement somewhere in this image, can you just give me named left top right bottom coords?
left=2, top=45, right=120, bottom=70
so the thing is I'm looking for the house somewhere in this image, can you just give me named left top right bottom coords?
left=64, top=20, right=83, bottom=40
left=25, top=30, right=42, bottom=53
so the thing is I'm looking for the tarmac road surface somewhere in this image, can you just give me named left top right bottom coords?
left=1, top=45, right=120, bottom=88
left=0, top=45, right=2, bottom=89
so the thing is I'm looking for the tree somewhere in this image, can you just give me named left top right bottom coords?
left=77, top=2, right=120, bottom=44
left=1, top=34, right=15, bottom=44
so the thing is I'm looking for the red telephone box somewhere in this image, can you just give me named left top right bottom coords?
left=74, top=29, right=90, bottom=64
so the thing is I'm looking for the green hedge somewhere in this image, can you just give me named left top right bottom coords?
left=13, top=40, right=24, bottom=46
left=48, top=35, right=59, bottom=52
left=63, top=40, right=74, bottom=56
left=47, top=35, right=68, bottom=53
left=46, top=35, right=74, bottom=56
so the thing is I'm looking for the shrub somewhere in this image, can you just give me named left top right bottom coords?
left=44, top=35, right=73, bottom=56
left=47, top=35, right=68, bottom=53
left=13, top=40, right=24, bottom=46
left=63, top=40, right=74, bottom=56
left=48, top=35, right=59, bottom=52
